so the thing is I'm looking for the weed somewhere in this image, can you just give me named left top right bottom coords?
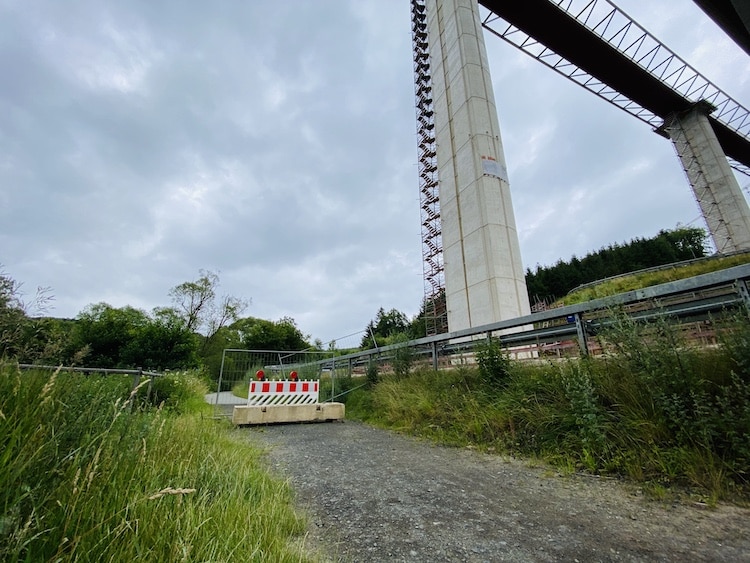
left=475, top=337, right=511, bottom=388
left=391, top=333, right=414, bottom=378
left=366, top=358, right=379, bottom=387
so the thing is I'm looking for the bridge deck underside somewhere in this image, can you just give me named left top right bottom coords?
left=693, top=0, right=750, bottom=56
left=478, top=0, right=750, bottom=167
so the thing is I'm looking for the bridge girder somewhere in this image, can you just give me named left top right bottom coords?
left=693, top=0, right=750, bottom=56
left=477, top=0, right=750, bottom=169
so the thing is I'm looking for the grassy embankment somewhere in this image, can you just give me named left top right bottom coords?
left=0, top=366, right=316, bottom=562
left=343, top=310, right=750, bottom=505
left=559, top=252, right=750, bottom=305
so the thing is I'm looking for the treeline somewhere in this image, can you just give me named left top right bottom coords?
left=1, top=226, right=712, bottom=373
left=360, top=228, right=710, bottom=343
left=359, top=301, right=444, bottom=349
left=525, top=227, right=707, bottom=305
left=0, top=269, right=310, bottom=379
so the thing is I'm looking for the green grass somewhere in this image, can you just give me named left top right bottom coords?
left=344, top=312, right=750, bottom=505
left=0, top=366, right=314, bottom=562
left=232, top=378, right=250, bottom=399
left=560, top=253, right=750, bottom=305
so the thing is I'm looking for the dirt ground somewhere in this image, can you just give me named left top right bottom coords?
left=243, top=419, right=750, bottom=563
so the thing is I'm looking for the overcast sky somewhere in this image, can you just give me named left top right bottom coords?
left=2, top=0, right=749, bottom=344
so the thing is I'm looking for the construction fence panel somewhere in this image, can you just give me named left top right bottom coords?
left=212, top=349, right=332, bottom=418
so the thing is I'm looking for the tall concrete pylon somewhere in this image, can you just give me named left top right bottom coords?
left=662, top=102, right=750, bottom=253
left=424, top=0, right=531, bottom=332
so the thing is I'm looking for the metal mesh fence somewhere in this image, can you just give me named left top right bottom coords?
left=209, top=349, right=324, bottom=418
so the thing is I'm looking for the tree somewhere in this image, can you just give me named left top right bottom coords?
left=410, top=289, right=447, bottom=338
left=70, top=303, right=199, bottom=370
left=662, top=227, right=707, bottom=260
left=230, top=316, right=310, bottom=351
left=0, top=272, right=28, bottom=360
left=360, top=308, right=411, bottom=349
left=122, top=307, right=199, bottom=370
left=169, top=270, right=217, bottom=333
left=197, top=316, right=310, bottom=380
left=25, top=317, right=79, bottom=366
left=0, top=268, right=56, bottom=362
left=71, top=303, right=150, bottom=368
left=169, top=270, right=249, bottom=339
left=197, top=325, right=243, bottom=380
left=524, top=227, right=709, bottom=303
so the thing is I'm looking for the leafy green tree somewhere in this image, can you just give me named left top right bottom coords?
left=70, top=303, right=198, bottom=370
left=168, top=270, right=248, bottom=343
left=409, top=308, right=427, bottom=341
left=169, top=271, right=217, bottom=333
left=197, top=315, right=310, bottom=380
left=663, top=226, right=707, bottom=259
left=71, top=303, right=151, bottom=368
left=121, top=308, right=199, bottom=370
left=24, top=317, right=79, bottom=365
left=0, top=279, right=30, bottom=360
left=197, top=324, right=243, bottom=380
left=229, top=316, right=310, bottom=351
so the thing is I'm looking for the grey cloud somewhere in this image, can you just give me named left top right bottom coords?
left=2, top=0, right=747, bottom=340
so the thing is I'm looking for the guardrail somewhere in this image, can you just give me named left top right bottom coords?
left=305, top=264, right=750, bottom=379
left=16, top=364, right=163, bottom=408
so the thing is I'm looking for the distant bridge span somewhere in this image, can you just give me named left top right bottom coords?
left=693, top=0, right=750, bottom=56
left=477, top=0, right=750, bottom=169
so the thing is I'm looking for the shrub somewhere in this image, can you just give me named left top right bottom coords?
left=475, top=337, right=511, bottom=388
left=144, top=370, right=209, bottom=413
left=391, top=333, right=414, bottom=378
left=366, top=358, right=379, bottom=387
left=560, top=361, right=607, bottom=470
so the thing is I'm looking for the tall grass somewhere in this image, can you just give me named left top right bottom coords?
left=0, top=366, right=311, bottom=562
left=345, top=312, right=750, bottom=503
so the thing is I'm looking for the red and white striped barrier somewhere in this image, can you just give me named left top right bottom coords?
left=247, top=380, right=319, bottom=406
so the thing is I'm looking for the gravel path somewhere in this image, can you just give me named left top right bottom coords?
left=244, top=419, right=750, bottom=563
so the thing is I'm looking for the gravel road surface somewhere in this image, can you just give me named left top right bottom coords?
left=244, top=419, right=750, bottom=563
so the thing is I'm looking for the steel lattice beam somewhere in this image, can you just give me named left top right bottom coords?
left=478, top=0, right=750, bottom=175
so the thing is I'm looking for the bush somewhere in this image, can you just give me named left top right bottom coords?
left=475, top=337, right=511, bottom=388
left=391, top=334, right=414, bottom=378
left=366, top=358, right=379, bottom=387
left=143, top=370, right=209, bottom=413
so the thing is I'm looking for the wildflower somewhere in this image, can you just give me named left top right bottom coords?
left=147, top=487, right=197, bottom=501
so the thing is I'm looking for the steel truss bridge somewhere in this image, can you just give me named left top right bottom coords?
left=478, top=0, right=750, bottom=174
left=413, top=0, right=750, bottom=335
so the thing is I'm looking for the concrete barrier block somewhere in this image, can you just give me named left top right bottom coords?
left=232, top=402, right=345, bottom=426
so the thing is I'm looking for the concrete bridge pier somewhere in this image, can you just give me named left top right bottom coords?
left=661, top=101, right=750, bottom=253
left=426, top=0, right=531, bottom=332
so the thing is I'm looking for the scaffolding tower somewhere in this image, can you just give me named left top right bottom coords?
left=411, top=0, right=448, bottom=336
